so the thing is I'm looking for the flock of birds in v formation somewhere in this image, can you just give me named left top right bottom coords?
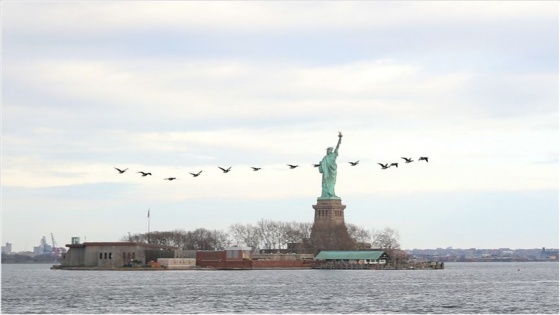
left=113, top=157, right=429, bottom=181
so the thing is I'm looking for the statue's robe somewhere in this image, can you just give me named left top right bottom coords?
left=319, top=151, right=338, bottom=198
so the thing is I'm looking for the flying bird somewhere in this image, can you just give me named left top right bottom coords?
left=138, top=171, right=152, bottom=177
left=390, top=163, right=398, bottom=168
left=419, top=157, right=429, bottom=162
left=349, top=161, right=359, bottom=166
left=287, top=164, right=299, bottom=169
left=114, top=167, right=128, bottom=174
left=313, top=163, right=321, bottom=167
left=401, top=157, right=413, bottom=163
left=378, top=163, right=389, bottom=170
left=218, top=166, right=231, bottom=173
left=190, top=171, right=202, bottom=177
left=164, top=177, right=177, bottom=181
left=251, top=167, right=261, bottom=171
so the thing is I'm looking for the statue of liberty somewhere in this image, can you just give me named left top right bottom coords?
left=318, top=132, right=342, bottom=199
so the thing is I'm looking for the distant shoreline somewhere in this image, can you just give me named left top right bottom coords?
left=2, top=261, right=59, bottom=264
left=2, top=260, right=558, bottom=265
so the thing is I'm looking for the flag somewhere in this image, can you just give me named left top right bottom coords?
left=147, top=209, right=150, bottom=218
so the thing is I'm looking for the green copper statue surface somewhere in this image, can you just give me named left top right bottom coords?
left=318, top=132, right=342, bottom=200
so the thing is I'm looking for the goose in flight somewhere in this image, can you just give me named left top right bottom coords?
left=219, top=166, right=231, bottom=173
left=287, top=164, right=299, bottom=169
left=401, top=157, right=413, bottom=163
left=138, top=171, right=152, bottom=177
left=313, top=163, right=321, bottom=167
left=390, top=163, right=398, bottom=168
left=164, top=177, right=177, bottom=181
left=114, top=167, right=128, bottom=174
left=251, top=167, right=261, bottom=171
left=378, top=163, right=389, bottom=170
left=349, top=161, right=359, bottom=166
left=419, top=157, right=429, bottom=162
left=190, top=171, right=202, bottom=177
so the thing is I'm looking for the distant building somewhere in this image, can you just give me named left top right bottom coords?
left=407, top=247, right=559, bottom=262
left=59, top=242, right=178, bottom=268
left=196, top=247, right=314, bottom=269
left=196, top=246, right=253, bottom=269
left=314, top=250, right=390, bottom=265
left=1, top=242, right=12, bottom=254
left=33, top=236, right=52, bottom=255
left=157, top=258, right=197, bottom=269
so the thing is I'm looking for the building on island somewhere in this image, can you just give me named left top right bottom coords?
left=196, top=248, right=315, bottom=269
left=313, top=250, right=389, bottom=269
left=315, top=250, right=390, bottom=264
left=59, top=240, right=178, bottom=268
left=56, top=239, right=445, bottom=270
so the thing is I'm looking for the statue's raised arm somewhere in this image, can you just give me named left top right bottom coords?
left=335, top=131, right=342, bottom=154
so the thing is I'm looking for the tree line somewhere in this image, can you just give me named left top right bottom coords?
left=122, top=219, right=401, bottom=252
left=1, top=253, right=58, bottom=264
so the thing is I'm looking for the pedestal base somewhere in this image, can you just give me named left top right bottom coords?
left=310, top=199, right=356, bottom=252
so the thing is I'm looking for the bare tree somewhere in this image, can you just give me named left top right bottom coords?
left=121, top=219, right=316, bottom=253
left=123, top=228, right=228, bottom=250
left=283, top=221, right=311, bottom=244
left=272, top=221, right=288, bottom=249
left=228, top=223, right=248, bottom=247
left=168, top=229, right=188, bottom=247
left=120, top=233, right=145, bottom=243
left=347, top=223, right=371, bottom=244
left=211, top=229, right=232, bottom=249
left=371, top=227, right=401, bottom=250
left=295, top=222, right=312, bottom=240
left=139, top=231, right=175, bottom=246
left=185, top=228, right=217, bottom=250
left=228, top=223, right=261, bottom=249
left=257, top=219, right=284, bottom=250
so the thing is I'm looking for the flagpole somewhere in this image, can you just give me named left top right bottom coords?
left=147, top=208, right=151, bottom=243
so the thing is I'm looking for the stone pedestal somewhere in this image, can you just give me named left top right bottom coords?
left=310, top=199, right=355, bottom=252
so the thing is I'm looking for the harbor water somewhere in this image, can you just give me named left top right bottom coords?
left=2, top=262, right=558, bottom=314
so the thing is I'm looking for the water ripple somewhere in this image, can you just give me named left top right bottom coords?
left=2, top=262, right=558, bottom=314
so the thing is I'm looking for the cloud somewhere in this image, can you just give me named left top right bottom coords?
left=4, top=2, right=556, bottom=36
left=3, top=57, right=471, bottom=127
left=460, top=73, right=558, bottom=117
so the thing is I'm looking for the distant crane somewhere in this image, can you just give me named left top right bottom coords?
left=51, top=233, right=61, bottom=257
left=51, top=233, right=58, bottom=250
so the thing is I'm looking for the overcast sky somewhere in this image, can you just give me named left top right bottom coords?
left=2, top=1, right=558, bottom=252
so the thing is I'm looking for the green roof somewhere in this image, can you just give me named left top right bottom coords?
left=315, top=251, right=386, bottom=260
